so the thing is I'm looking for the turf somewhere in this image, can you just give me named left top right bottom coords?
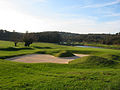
left=55, top=50, right=75, bottom=57
left=0, top=40, right=120, bottom=90
left=84, top=43, right=120, bottom=49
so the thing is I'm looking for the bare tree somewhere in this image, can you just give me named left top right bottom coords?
left=23, top=31, right=37, bottom=47
left=12, top=30, right=20, bottom=47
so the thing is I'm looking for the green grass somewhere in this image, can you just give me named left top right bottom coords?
left=84, top=43, right=120, bottom=49
left=69, top=56, right=118, bottom=68
left=55, top=50, right=75, bottom=57
left=0, top=40, right=120, bottom=90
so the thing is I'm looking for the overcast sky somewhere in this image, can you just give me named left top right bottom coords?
left=0, top=0, right=120, bottom=33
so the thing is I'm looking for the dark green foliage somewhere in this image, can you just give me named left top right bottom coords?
left=0, top=29, right=120, bottom=46
left=59, top=32, right=120, bottom=45
left=0, top=29, right=22, bottom=44
left=35, top=31, right=61, bottom=43
left=55, top=51, right=75, bottom=57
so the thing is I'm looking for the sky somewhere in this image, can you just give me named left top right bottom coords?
left=0, top=0, right=120, bottom=34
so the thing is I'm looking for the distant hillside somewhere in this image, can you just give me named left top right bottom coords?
left=0, top=29, right=120, bottom=45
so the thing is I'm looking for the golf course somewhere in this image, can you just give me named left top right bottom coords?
left=0, top=40, right=120, bottom=90
left=0, top=0, right=120, bottom=89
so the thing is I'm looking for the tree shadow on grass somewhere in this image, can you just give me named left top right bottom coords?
left=103, top=54, right=120, bottom=61
left=33, top=46, right=52, bottom=49
left=35, top=51, right=46, bottom=54
left=0, top=54, right=27, bottom=59
left=60, top=56, right=81, bottom=59
left=0, top=47, right=34, bottom=51
left=71, top=50, right=98, bottom=54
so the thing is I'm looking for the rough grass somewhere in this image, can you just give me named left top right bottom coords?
left=69, top=56, right=118, bottom=68
left=0, top=59, right=120, bottom=90
left=0, top=40, right=120, bottom=90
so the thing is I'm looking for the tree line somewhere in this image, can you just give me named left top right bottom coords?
left=0, top=29, right=120, bottom=47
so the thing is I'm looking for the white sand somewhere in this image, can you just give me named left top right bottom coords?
left=6, top=54, right=89, bottom=64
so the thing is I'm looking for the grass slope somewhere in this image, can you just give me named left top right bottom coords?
left=55, top=50, right=75, bottom=57
left=69, top=56, right=118, bottom=68
left=0, top=40, right=120, bottom=90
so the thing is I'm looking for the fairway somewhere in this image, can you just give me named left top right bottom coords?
left=0, top=40, right=120, bottom=90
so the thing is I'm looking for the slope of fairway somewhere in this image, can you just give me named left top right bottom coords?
left=69, top=56, right=119, bottom=68
left=0, top=40, right=120, bottom=89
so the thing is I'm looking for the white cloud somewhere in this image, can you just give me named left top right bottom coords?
left=66, top=0, right=120, bottom=9
left=93, top=20, right=120, bottom=33
left=57, top=19, right=120, bottom=34
left=33, top=0, right=47, bottom=2
left=82, top=0, right=120, bottom=8
left=0, top=0, right=53, bottom=32
left=0, top=0, right=119, bottom=34
left=105, top=13, right=120, bottom=17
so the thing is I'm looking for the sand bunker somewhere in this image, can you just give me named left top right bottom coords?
left=6, top=54, right=89, bottom=64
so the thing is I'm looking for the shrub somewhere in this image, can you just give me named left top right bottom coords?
left=35, top=51, right=46, bottom=54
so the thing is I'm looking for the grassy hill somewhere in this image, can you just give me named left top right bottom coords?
left=0, top=40, right=120, bottom=90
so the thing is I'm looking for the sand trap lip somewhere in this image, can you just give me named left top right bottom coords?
left=6, top=54, right=89, bottom=64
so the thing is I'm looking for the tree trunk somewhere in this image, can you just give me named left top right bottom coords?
left=15, top=42, right=17, bottom=47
